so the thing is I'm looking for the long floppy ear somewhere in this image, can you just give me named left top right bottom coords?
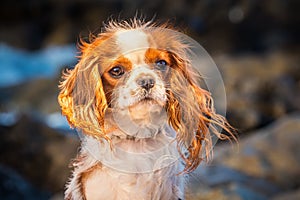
left=58, top=67, right=79, bottom=127
left=58, top=38, right=109, bottom=141
left=166, top=53, right=235, bottom=173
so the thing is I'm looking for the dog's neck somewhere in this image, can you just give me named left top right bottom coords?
left=104, top=107, right=168, bottom=139
left=81, top=123, right=180, bottom=173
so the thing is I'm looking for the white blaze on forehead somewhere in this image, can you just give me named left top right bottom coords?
left=115, top=29, right=150, bottom=63
left=116, top=29, right=150, bottom=52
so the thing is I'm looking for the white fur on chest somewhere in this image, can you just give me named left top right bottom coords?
left=66, top=127, right=186, bottom=200
left=84, top=164, right=184, bottom=200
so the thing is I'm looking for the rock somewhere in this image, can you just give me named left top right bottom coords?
left=0, top=164, right=50, bottom=199
left=0, top=114, right=79, bottom=193
left=187, top=113, right=300, bottom=200
left=0, top=78, right=61, bottom=115
left=215, top=51, right=300, bottom=131
left=218, top=113, right=300, bottom=188
left=272, top=189, right=300, bottom=200
left=49, top=192, right=64, bottom=200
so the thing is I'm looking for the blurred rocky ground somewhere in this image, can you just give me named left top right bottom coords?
left=0, top=113, right=79, bottom=198
left=216, top=51, right=300, bottom=131
left=0, top=0, right=299, bottom=199
left=188, top=113, right=300, bottom=200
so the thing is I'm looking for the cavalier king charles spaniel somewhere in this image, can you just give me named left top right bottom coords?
left=58, top=18, right=234, bottom=200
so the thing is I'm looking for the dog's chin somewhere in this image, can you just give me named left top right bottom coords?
left=111, top=97, right=167, bottom=139
left=128, top=98, right=164, bottom=123
left=128, top=98, right=163, bottom=116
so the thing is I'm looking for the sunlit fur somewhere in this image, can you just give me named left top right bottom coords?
left=58, top=18, right=235, bottom=199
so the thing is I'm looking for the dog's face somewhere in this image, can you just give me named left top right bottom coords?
left=102, top=35, right=169, bottom=105
left=93, top=29, right=187, bottom=138
left=104, top=48, right=170, bottom=110
left=58, top=20, right=234, bottom=172
left=101, top=30, right=175, bottom=130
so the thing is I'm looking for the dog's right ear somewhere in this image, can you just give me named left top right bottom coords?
left=58, top=35, right=110, bottom=140
left=58, top=67, right=79, bottom=127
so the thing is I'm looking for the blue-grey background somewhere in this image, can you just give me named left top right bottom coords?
left=0, top=0, right=299, bottom=199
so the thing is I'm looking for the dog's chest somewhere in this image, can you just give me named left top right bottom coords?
left=83, top=166, right=184, bottom=200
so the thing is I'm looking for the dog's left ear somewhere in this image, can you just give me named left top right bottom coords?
left=166, top=53, right=234, bottom=173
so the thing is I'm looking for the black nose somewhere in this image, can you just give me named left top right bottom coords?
left=136, top=75, right=155, bottom=90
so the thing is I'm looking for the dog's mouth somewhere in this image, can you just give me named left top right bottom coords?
left=139, top=96, right=157, bottom=104
left=111, top=92, right=168, bottom=140
left=129, top=97, right=161, bottom=114
left=135, top=92, right=166, bottom=107
left=124, top=94, right=165, bottom=125
left=142, top=96, right=153, bottom=101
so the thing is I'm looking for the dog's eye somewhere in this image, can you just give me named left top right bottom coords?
left=109, top=66, right=124, bottom=78
left=155, top=60, right=168, bottom=70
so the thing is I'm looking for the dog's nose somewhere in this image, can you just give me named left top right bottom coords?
left=136, top=75, right=155, bottom=90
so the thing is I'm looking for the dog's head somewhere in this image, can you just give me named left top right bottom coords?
left=58, top=19, right=234, bottom=172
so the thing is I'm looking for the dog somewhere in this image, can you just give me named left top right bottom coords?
left=58, top=18, right=234, bottom=200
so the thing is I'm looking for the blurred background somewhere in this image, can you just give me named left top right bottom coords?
left=0, top=0, right=299, bottom=199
